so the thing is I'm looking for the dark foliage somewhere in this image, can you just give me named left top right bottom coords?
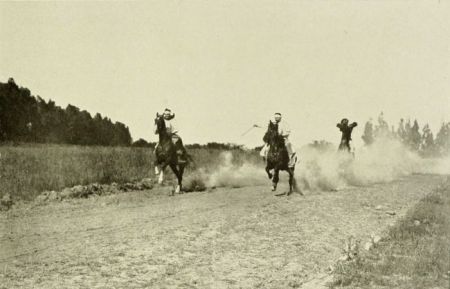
left=0, top=78, right=132, bottom=146
left=132, top=138, right=156, bottom=148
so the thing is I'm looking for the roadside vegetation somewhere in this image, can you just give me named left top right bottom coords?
left=0, top=144, right=260, bottom=200
left=330, top=178, right=450, bottom=288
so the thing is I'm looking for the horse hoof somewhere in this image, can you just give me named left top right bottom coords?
left=271, top=186, right=276, bottom=191
left=175, top=185, right=181, bottom=194
left=267, top=173, right=273, bottom=179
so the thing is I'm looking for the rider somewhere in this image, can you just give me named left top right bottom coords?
left=260, top=112, right=297, bottom=167
left=154, top=108, right=188, bottom=162
left=337, top=118, right=358, bottom=152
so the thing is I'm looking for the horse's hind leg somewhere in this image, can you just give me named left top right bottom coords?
left=169, top=164, right=182, bottom=195
left=177, top=165, right=185, bottom=193
left=288, top=168, right=303, bottom=196
left=287, top=168, right=294, bottom=196
left=272, top=169, right=279, bottom=191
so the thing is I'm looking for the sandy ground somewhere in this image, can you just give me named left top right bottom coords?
left=0, top=174, right=446, bottom=289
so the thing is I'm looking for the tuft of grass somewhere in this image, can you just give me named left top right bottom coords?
left=0, top=144, right=260, bottom=201
left=330, top=178, right=450, bottom=288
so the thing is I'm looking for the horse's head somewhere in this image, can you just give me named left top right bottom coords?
left=263, top=121, right=285, bottom=148
left=154, top=113, right=166, bottom=135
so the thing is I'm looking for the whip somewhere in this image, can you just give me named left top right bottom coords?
left=241, top=124, right=261, bottom=136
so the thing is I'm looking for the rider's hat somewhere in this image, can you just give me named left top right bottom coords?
left=163, top=108, right=175, bottom=119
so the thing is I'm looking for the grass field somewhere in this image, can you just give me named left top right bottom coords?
left=0, top=144, right=261, bottom=200
left=330, top=177, right=450, bottom=288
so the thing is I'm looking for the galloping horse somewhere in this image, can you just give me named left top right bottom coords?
left=263, top=121, right=301, bottom=196
left=154, top=113, right=186, bottom=195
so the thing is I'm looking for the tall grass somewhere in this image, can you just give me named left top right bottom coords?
left=0, top=144, right=260, bottom=200
left=330, top=178, right=450, bottom=288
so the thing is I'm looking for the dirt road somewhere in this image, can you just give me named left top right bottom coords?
left=0, top=174, right=446, bottom=288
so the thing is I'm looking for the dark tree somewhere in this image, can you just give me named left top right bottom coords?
left=435, top=122, right=450, bottom=156
left=0, top=78, right=133, bottom=146
left=361, top=119, right=374, bottom=145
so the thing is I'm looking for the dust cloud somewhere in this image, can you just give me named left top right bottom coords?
left=297, top=138, right=450, bottom=191
left=183, top=152, right=267, bottom=191
left=183, top=140, right=449, bottom=192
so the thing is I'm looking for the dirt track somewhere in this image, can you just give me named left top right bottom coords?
left=0, top=174, right=446, bottom=288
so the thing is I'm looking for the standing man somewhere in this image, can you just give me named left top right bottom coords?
left=337, top=118, right=358, bottom=152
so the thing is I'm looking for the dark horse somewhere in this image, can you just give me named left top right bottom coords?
left=154, top=113, right=187, bottom=195
left=263, top=121, right=301, bottom=196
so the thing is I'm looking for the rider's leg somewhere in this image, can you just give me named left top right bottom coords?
left=285, top=139, right=296, bottom=167
left=171, top=135, right=181, bottom=152
left=260, top=143, right=269, bottom=160
left=172, top=135, right=187, bottom=161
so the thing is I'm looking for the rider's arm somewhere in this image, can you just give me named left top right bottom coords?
left=350, top=122, right=358, bottom=128
left=169, top=119, right=179, bottom=135
left=280, top=121, right=291, bottom=138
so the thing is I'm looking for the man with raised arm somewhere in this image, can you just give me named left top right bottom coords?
left=337, top=118, right=358, bottom=152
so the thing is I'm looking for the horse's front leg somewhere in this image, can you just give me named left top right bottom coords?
left=158, top=168, right=164, bottom=185
left=287, top=168, right=294, bottom=195
left=272, top=169, right=279, bottom=191
left=155, top=161, right=167, bottom=185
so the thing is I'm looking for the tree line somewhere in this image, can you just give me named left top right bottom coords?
left=0, top=78, right=132, bottom=146
left=361, top=112, right=450, bottom=157
left=132, top=138, right=245, bottom=151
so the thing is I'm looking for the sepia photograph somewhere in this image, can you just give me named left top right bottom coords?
left=1, top=1, right=449, bottom=288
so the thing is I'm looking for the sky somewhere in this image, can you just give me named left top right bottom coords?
left=1, top=1, right=449, bottom=149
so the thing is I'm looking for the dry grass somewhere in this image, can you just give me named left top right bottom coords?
left=0, top=144, right=260, bottom=200
left=330, top=177, right=450, bottom=288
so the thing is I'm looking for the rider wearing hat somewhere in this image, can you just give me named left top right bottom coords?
left=260, top=112, right=297, bottom=167
left=154, top=108, right=187, bottom=162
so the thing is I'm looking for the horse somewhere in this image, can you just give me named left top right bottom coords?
left=153, top=113, right=187, bottom=195
left=263, top=121, right=301, bottom=196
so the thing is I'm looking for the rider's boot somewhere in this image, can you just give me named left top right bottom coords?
left=288, top=153, right=297, bottom=168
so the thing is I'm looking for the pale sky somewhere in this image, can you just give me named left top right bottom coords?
left=1, top=1, right=449, bottom=148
